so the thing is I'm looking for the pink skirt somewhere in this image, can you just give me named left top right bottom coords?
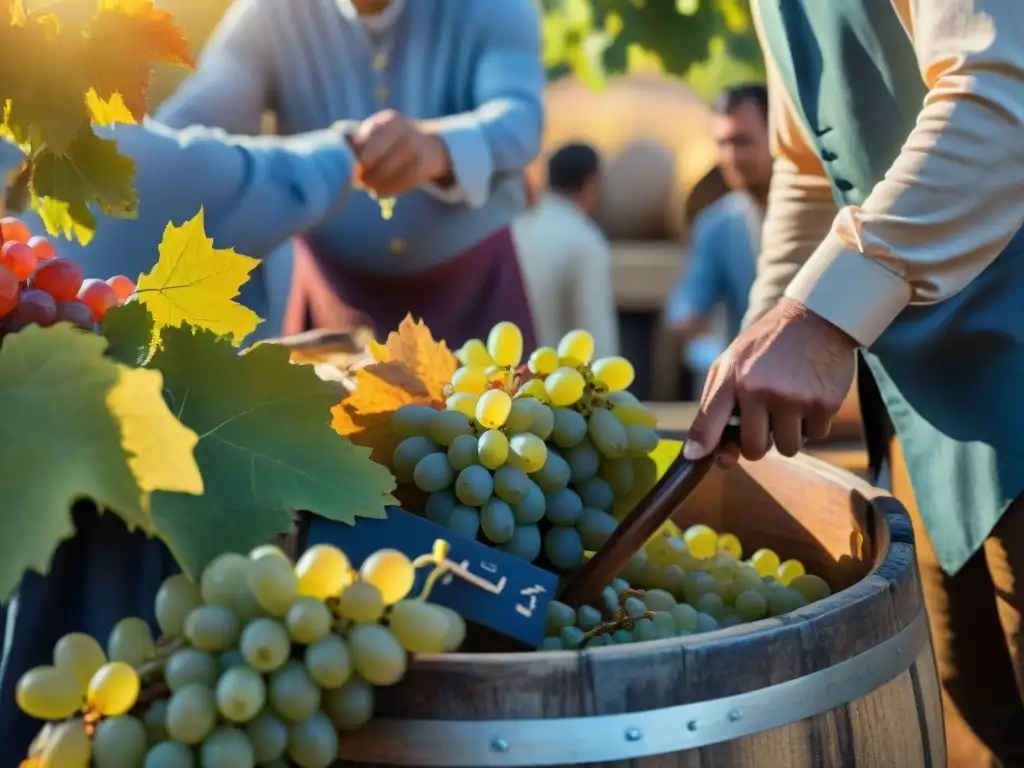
left=283, top=227, right=538, bottom=351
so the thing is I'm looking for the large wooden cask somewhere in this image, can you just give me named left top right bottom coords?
left=334, top=451, right=943, bottom=767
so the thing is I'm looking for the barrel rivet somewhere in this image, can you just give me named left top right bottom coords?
left=491, top=738, right=509, bottom=753
left=728, top=709, right=742, bottom=722
left=687, top=720, right=698, bottom=731
left=625, top=728, right=643, bottom=742
left=897, top=647, right=903, bottom=657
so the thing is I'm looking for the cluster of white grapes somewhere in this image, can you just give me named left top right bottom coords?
left=391, top=322, right=661, bottom=572
left=17, top=543, right=464, bottom=767
left=539, top=524, right=834, bottom=649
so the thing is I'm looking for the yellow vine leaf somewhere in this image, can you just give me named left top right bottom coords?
left=374, top=314, right=458, bottom=396
left=86, top=89, right=135, bottom=126
left=136, top=208, right=262, bottom=344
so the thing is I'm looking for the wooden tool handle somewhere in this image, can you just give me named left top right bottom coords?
left=559, top=422, right=741, bottom=608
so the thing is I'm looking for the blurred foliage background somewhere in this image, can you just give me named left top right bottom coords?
left=150, top=0, right=764, bottom=108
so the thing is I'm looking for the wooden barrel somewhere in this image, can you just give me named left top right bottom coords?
left=336, top=452, right=943, bottom=767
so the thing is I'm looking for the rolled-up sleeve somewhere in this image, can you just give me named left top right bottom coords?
left=422, top=0, right=544, bottom=209
left=783, top=0, right=1024, bottom=347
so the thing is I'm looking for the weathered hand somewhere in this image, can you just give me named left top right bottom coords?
left=685, top=298, right=858, bottom=467
left=350, top=110, right=452, bottom=197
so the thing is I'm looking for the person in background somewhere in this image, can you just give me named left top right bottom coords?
left=665, top=85, right=771, bottom=382
left=511, top=143, right=619, bottom=357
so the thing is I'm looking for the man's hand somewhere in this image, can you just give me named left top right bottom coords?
left=350, top=110, right=453, bottom=197
left=684, top=298, right=858, bottom=467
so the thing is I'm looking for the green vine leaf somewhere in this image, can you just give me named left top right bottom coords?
left=101, top=300, right=155, bottom=367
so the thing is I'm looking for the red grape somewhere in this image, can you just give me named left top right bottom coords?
left=78, top=278, right=118, bottom=322
left=32, top=257, right=83, bottom=302
left=27, top=236, right=55, bottom=262
left=54, top=300, right=96, bottom=331
left=1, top=241, right=37, bottom=281
left=9, top=289, right=57, bottom=328
left=106, top=274, right=136, bottom=302
left=0, top=217, right=30, bottom=244
left=0, top=265, right=19, bottom=319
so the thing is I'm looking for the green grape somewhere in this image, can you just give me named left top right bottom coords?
left=611, top=629, right=634, bottom=644
left=338, top=581, right=385, bottom=622
left=560, top=625, right=585, bottom=649
left=540, top=636, right=563, bottom=650
left=477, top=428, right=510, bottom=469
left=53, top=632, right=106, bottom=694
left=475, top=388, right=512, bottom=430
left=551, top=407, right=587, bottom=448
left=200, top=727, right=255, bottom=768
left=165, top=647, right=220, bottom=691
left=246, top=710, right=289, bottom=764
left=512, top=480, right=546, bottom=524
left=696, top=612, right=720, bottom=633
left=694, top=592, right=726, bottom=619
left=455, top=464, right=494, bottom=505
left=505, top=397, right=536, bottom=432
left=789, top=574, right=832, bottom=602
left=250, top=543, right=289, bottom=561
left=447, top=433, right=480, bottom=470
left=247, top=553, right=299, bottom=617
left=451, top=365, right=488, bottom=395
left=31, top=718, right=92, bottom=768
left=435, top=604, right=467, bottom=651
left=285, top=597, right=332, bottom=645
left=633, top=617, right=655, bottom=642
left=348, top=623, right=407, bottom=685
left=610, top=400, right=658, bottom=428
left=295, top=544, right=353, bottom=600
left=446, top=504, right=481, bottom=539
left=16, top=665, right=82, bottom=720
left=93, top=715, right=147, bottom=768
left=392, top=435, right=440, bottom=482
left=480, top=497, right=516, bottom=543
left=599, top=457, right=635, bottom=497
left=526, top=401, right=555, bottom=439
left=643, top=588, right=677, bottom=612
left=544, top=487, right=584, bottom=525
left=269, top=663, right=321, bottom=723
left=576, top=604, right=603, bottom=631
left=546, top=600, right=576, bottom=634
left=185, top=605, right=239, bottom=652
left=144, top=698, right=169, bottom=743
left=508, top=432, right=547, bottom=473
left=588, top=407, right=629, bottom=458
left=621, top=550, right=649, bottom=583
left=591, top=356, right=635, bottom=391
left=487, top=320, right=523, bottom=367
left=777, top=559, right=806, bottom=586
left=360, top=548, right=417, bottom=604
left=493, top=465, right=531, bottom=503
left=144, top=742, right=195, bottom=767
left=322, top=676, right=375, bottom=730
left=446, top=392, right=478, bottom=418
left=528, top=346, right=559, bottom=375
left=431, top=408, right=473, bottom=446
left=575, top=476, right=614, bottom=511
left=500, top=523, right=542, bottom=561
left=565, top=439, right=600, bottom=482
left=557, top=329, right=594, bottom=364
left=544, top=525, right=585, bottom=570
left=391, top=404, right=439, bottom=436
left=544, top=367, right=585, bottom=406
left=166, top=684, right=216, bottom=744
left=288, top=712, right=340, bottom=768
left=456, top=338, right=494, bottom=368
left=304, top=633, right=352, bottom=688
left=735, top=590, right=769, bottom=621
left=384, top=599, right=447, bottom=654
left=200, top=552, right=251, bottom=606
left=624, top=596, right=647, bottom=619
left=624, top=424, right=659, bottom=456
left=107, top=616, right=156, bottom=667
left=413, top=452, right=455, bottom=493
left=87, top=662, right=140, bottom=716
left=767, top=587, right=809, bottom=616
left=155, top=574, right=203, bottom=639
left=216, top=665, right=267, bottom=724
left=651, top=611, right=676, bottom=637
left=577, top=507, right=618, bottom=550
left=424, top=489, right=457, bottom=526
left=532, top=450, right=571, bottom=491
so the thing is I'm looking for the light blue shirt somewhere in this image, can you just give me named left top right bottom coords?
left=665, top=191, right=760, bottom=341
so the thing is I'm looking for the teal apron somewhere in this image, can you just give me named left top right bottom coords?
left=756, top=0, right=1024, bottom=576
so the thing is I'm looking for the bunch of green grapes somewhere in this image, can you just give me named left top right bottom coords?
left=390, top=323, right=661, bottom=573
left=16, top=543, right=465, bottom=767
left=538, top=525, right=834, bottom=649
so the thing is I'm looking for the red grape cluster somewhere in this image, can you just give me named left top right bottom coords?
left=0, top=216, right=136, bottom=334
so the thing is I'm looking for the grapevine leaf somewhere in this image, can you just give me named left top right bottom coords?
left=374, top=314, right=458, bottom=396
left=86, top=88, right=135, bottom=126
left=136, top=209, right=262, bottom=344
left=149, top=326, right=396, bottom=578
left=0, top=325, right=199, bottom=600
left=101, top=300, right=156, bottom=367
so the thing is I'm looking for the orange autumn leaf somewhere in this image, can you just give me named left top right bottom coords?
left=375, top=314, right=458, bottom=395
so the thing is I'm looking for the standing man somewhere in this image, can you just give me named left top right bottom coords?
left=685, top=2, right=1024, bottom=765
left=511, top=142, right=619, bottom=357
left=157, top=0, right=544, bottom=349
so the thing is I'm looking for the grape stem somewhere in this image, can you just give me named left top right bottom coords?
left=579, top=588, right=655, bottom=647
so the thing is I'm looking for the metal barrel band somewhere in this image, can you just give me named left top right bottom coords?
left=341, top=610, right=929, bottom=766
